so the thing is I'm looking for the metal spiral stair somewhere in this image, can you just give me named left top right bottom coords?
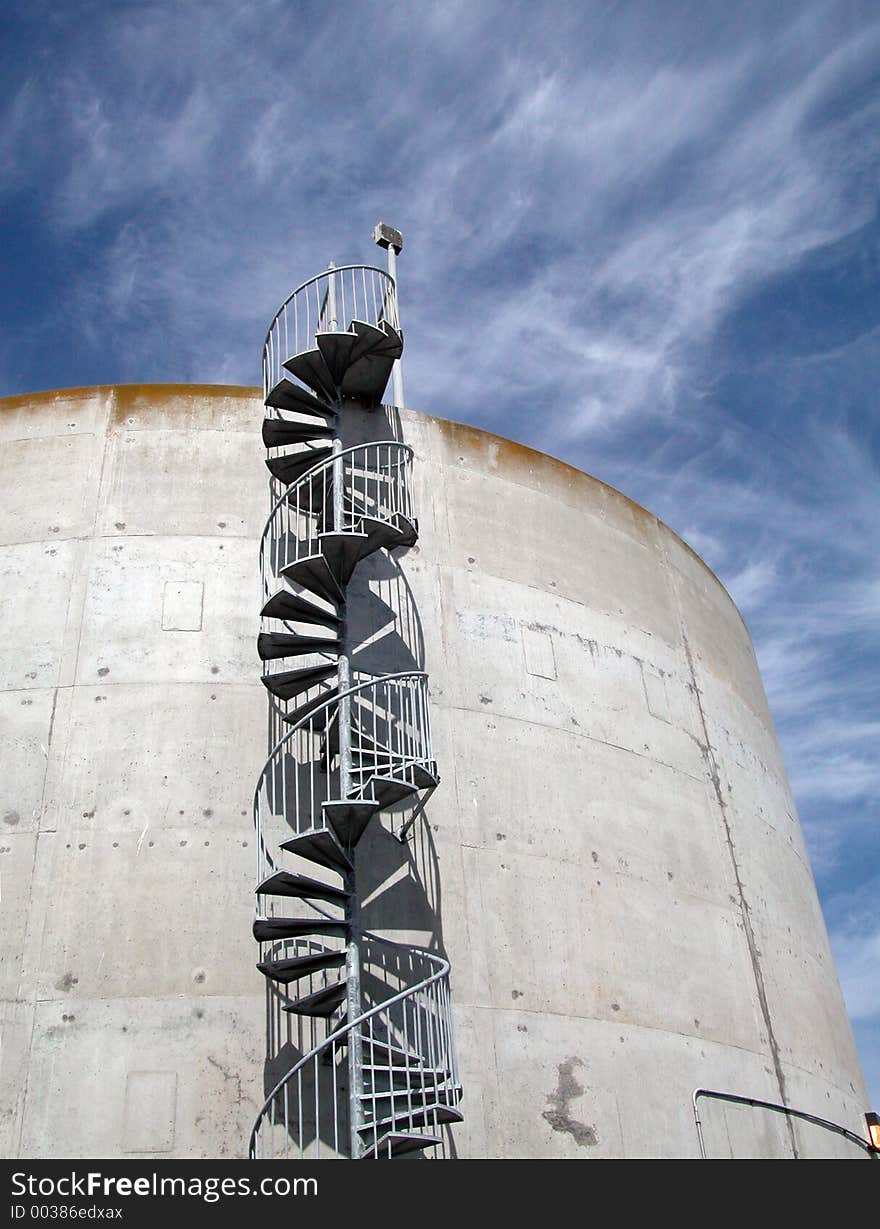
left=250, top=261, right=462, bottom=1159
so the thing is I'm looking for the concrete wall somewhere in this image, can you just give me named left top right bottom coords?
left=0, top=384, right=869, bottom=1158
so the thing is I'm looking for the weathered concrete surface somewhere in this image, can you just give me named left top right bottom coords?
left=0, top=384, right=869, bottom=1159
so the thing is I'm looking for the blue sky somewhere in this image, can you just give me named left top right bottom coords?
left=2, top=0, right=878, bottom=1110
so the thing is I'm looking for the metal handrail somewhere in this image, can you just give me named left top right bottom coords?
left=262, top=264, right=396, bottom=353
left=262, top=264, right=399, bottom=399
left=249, top=936, right=452, bottom=1158
left=259, top=440, right=414, bottom=544
left=259, top=441, right=415, bottom=611
left=692, top=1088, right=877, bottom=1158
left=254, top=670, right=428, bottom=791
left=253, top=670, right=432, bottom=894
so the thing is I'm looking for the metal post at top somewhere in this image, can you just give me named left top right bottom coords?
left=372, top=223, right=404, bottom=409
left=327, top=262, right=338, bottom=332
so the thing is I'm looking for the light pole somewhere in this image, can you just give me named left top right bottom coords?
left=372, top=222, right=404, bottom=409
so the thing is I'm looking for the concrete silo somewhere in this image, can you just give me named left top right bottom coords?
left=0, top=240, right=872, bottom=1159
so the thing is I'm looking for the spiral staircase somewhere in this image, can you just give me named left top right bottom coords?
left=250, top=259, right=462, bottom=1159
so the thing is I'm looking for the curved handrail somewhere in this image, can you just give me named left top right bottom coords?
left=262, top=265, right=399, bottom=398
left=692, top=1088, right=877, bottom=1158
left=252, top=670, right=430, bottom=886
left=262, top=264, right=395, bottom=354
left=259, top=440, right=414, bottom=545
left=253, top=669, right=428, bottom=791
left=249, top=938, right=451, bottom=1158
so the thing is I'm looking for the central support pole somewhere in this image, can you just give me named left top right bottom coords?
left=327, top=280, right=363, bottom=1153
left=338, top=593, right=362, bottom=1157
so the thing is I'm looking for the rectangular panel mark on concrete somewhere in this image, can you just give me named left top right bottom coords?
left=522, top=626, right=557, bottom=680
left=161, top=580, right=203, bottom=632
left=123, top=1070, right=177, bottom=1153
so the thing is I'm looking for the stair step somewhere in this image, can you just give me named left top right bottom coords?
left=372, top=320, right=404, bottom=359
left=392, top=513, right=418, bottom=548
left=340, top=353, right=395, bottom=406
left=357, top=775, right=421, bottom=809
left=319, top=530, right=369, bottom=589
left=278, top=827, right=353, bottom=874
left=261, top=584, right=340, bottom=629
left=283, top=348, right=337, bottom=400
left=265, top=445, right=333, bottom=486
left=360, top=1105, right=463, bottom=1134
left=255, top=870, right=349, bottom=905
left=253, top=917, right=348, bottom=942
left=257, top=949, right=345, bottom=985
left=357, top=1037, right=424, bottom=1067
left=262, top=417, right=335, bottom=447
left=345, top=319, right=390, bottom=364
left=350, top=764, right=439, bottom=798
left=357, top=515, right=406, bottom=561
left=359, top=1086, right=459, bottom=1104
left=316, top=330, right=361, bottom=385
left=280, top=554, right=345, bottom=605
left=265, top=378, right=335, bottom=420
left=282, top=685, right=339, bottom=728
left=261, top=660, right=337, bottom=702
left=282, top=980, right=348, bottom=1018
left=322, top=799, right=379, bottom=847
left=360, top=1132, right=442, bottom=1161
left=363, top=1066, right=449, bottom=1086
left=257, top=631, right=340, bottom=662
left=319, top=720, right=341, bottom=766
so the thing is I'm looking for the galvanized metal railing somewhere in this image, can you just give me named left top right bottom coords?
left=254, top=672, right=434, bottom=903
left=250, top=935, right=458, bottom=1160
left=259, top=441, right=415, bottom=609
left=262, top=264, right=399, bottom=398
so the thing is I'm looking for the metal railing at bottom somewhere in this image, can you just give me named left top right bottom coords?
left=692, top=1088, right=878, bottom=1159
left=250, top=937, right=459, bottom=1160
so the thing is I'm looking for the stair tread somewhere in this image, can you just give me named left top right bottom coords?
left=278, top=827, right=353, bottom=874
left=282, top=980, right=347, bottom=1017
left=282, top=685, right=340, bottom=727
left=257, top=949, right=345, bottom=983
left=357, top=1037, right=425, bottom=1065
left=257, top=631, right=340, bottom=661
left=262, top=417, right=335, bottom=447
left=265, top=446, right=333, bottom=486
left=261, top=660, right=337, bottom=702
left=261, top=585, right=340, bottom=628
left=253, top=917, right=348, bottom=942
left=359, top=1104, right=463, bottom=1133
left=280, top=554, right=345, bottom=605
left=359, top=1085, right=459, bottom=1100
left=318, top=530, right=370, bottom=589
left=283, top=348, right=337, bottom=400
left=360, top=1132, right=441, bottom=1160
left=340, top=352, right=395, bottom=405
left=357, top=515, right=406, bottom=561
left=356, top=774, right=422, bottom=808
left=265, top=378, right=335, bottom=419
left=255, top=870, right=349, bottom=904
left=316, top=330, right=361, bottom=385
left=345, top=319, right=389, bottom=364
left=323, top=797, right=379, bottom=847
